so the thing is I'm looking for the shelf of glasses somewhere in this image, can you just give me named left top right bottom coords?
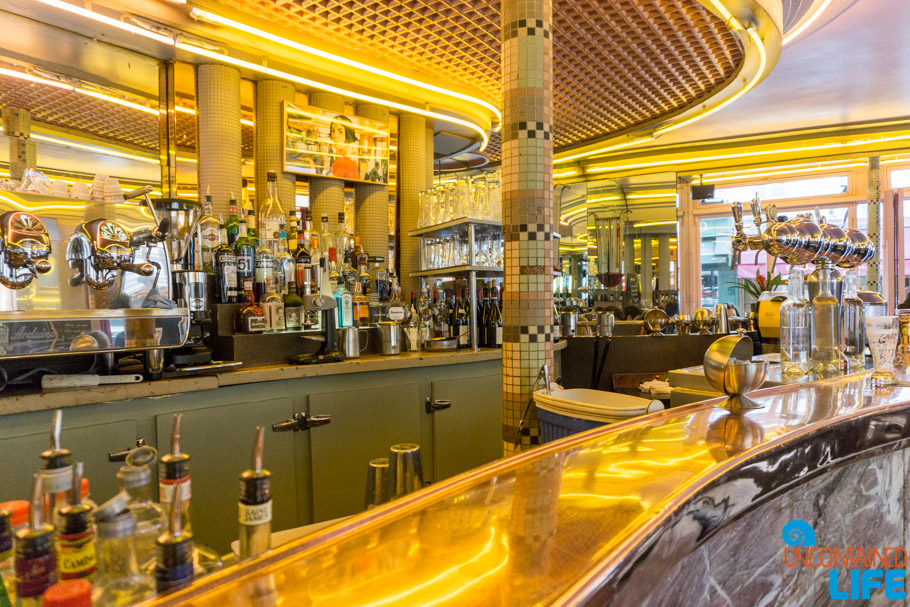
left=411, top=265, right=504, bottom=278
left=409, top=217, right=502, bottom=239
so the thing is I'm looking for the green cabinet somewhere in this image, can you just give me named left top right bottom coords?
left=154, top=397, right=297, bottom=555
left=429, top=374, right=502, bottom=480
left=307, top=384, right=422, bottom=522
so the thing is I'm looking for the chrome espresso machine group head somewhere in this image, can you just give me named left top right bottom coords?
left=0, top=210, right=53, bottom=290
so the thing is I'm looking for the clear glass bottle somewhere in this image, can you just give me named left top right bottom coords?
left=115, top=459, right=161, bottom=572
left=283, top=281, right=304, bottom=331
left=197, top=190, right=219, bottom=275
left=92, top=513, right=154, bottom=607
left=259, top=171, right=284, bottom=247
left=225, top=198, right=240, bottom=246
left=780, top=267, right=811, bottom=375
left=274, top=222, right=295, bottom=297
left=811, top=262, right=842, bottom=375
left=352, top=281, right=370, bottom=327
left=261, top=281, right=286, bottom=333
left=841, top=268, right=865, bottom=371
left=0, top=508, right=14, bottom=605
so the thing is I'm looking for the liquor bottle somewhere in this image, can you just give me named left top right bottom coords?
left=319, top=215, right=331, bottom=258
left=327, top=248, right=342, bottom=291
left=477, top=289, right=485, bottom=347
left=480, top=287, right=492, bottom=347
left=236, top=280, right=266, bottom=334
left=15, top=475, right=57, bottom=606
left=233, top=215, right=255, bottom=294
left=841, top=268, right=865, bottom=371
left=811, top=263, right=842, bottom=375
left=287, top=210, right=299, bottom=254
left=40, top=410, right=72, bottom=525
left=352, top=236, right=367, bottom=270
left=238, top=427, right=271, bottom=560
left=334, top=268, right=354, bottom=329
left=434, top=290, right=449, bottom=338
left=115, top=448, right=162, bottom=571
left=334, top=212, right=348, bottom=256
left=246, top=209, right=258, bottom=244
left=352, top=281, right=370, bottom=327
left=275, top=223, right=294, bottom=297
left=240, top=178, right=253, bottom=215
left=154, top=482, right=193, bottom=593
left=197, top=190, right=219, bottom=275
left=417, top=288, right=433, bottom=343
left=302, top=209, right=313, bottom=245
left=92, top=505, right=154, bottom=607
left=284, top=281, right=304, bottom=331
left=158, top=415, right=222, bottom=575
left=295, top=235, right=314, bottom=297
left=254, top=237, right=274, bottom=302
left=386, top=278, right=407, bottom=323
left=488, top=286, right=503, bottom=348
left=225, top=198, right=240, bottom=246
left=1, top=507, right=13, bottom=605
left=55, top=464, right=95, bottom=581
left=455, top=289, right=470, bottom=348
left=261, top=281, right=286, bottom=333
left=213, top=226, right=238, bottom=304
left=260, top=171, right=284, bottom=246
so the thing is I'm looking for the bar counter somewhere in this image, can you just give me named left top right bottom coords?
left=142, top=371, right=910, bottom=606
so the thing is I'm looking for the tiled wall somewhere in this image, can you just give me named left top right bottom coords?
left=399, top=114, right=427, bottom=298
left=196, top=64, right=242, bottom=219
left=867, top=156, right=882, bottom=292
left=254, top=80, right=296, bottom=212
left=501, top=0, right=554, bottom=454
left=355, top=104, right=391, bottom=260
left=309, top=92, right=346, bottom=227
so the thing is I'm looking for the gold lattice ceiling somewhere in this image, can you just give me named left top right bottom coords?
left=225, top=0, right=743, bottom=153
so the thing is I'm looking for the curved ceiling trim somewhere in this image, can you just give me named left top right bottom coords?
left=553, top=0, right=783, bottom=166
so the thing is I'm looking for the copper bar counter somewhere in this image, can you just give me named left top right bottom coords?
left=141, top=371, right=910, bottom=605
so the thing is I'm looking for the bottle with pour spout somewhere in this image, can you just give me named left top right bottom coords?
left=116, top=446, right=161, bottom=571
left=238, top=427, right=271, bottom=560
left=40, top=411, right=72, bottom=526
left=154, top=480, right=193, bottom=593
left=15, top=475, right=57, bottom=606
left=54, top=463, right=95, bottom=582
left=157, top=414, right=222, bottom=575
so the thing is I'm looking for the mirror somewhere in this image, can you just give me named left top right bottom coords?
left=558, top=172, right=678, bottom=317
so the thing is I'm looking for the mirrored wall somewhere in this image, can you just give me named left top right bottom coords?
left=557, top=172, right=678, bottom=315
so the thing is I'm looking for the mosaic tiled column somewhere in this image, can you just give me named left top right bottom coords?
left=501, top=0, right=553, bottom=455
left=2, top=108, right=35, bottom=181
left=196, top=64, right=241, bottom=219
left=867, top=156, right=883, bottom=292
left=640, top=235, right=653, bottom=305
left=309, top=92, right=346, bottom=229
left=425, top=127, right=435, bottom=190
left=398, top=114, right=427, bottom=297
left=355, top=104, right=391, bottom=259
left=254, top=81, right=296, bottom=211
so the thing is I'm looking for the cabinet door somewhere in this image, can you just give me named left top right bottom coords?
left=431, top=374, right=502, bottom=480
left=155, top=397, right=296, bottom=555
left=0, top=420, right=136, bottom=503
left=308, top=384, right=421, bottom=522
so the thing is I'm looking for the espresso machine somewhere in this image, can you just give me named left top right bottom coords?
left=0, top=187, right=191, bottom=381
left=287, top=279, right=343, bottom=365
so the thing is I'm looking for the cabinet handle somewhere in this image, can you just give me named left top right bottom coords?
left=108, top=438, right=146, bottom=462
left=272, top=412, right=332, bottom=432
left=425, top=397, right=452, bottom=414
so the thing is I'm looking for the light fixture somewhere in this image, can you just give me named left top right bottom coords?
left=189, top=8, right=501, bottom=124
left=782, top=0, right=833, bottom=45
left=701, top=161, right=867, bottom=183
left=32, top=0, right=490, bottom=152
left=31, top=134, right=159, bottom=164
left=75, top=88, right=158, bottom=115
left=555, top=137, right=649, bottom=165
left=553, top=168, right=579, bottom=178
left=632, top=220, right=678, bottom=228
left=588, top=133, right=910, bottom=174
left=0, top=67, right=72, bottom=90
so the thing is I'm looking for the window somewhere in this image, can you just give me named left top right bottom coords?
left=702, top=175, right=849, bottom=205
left=891, top=168, right=910, bottom=189
left=699, top=216, right=767, bottom=310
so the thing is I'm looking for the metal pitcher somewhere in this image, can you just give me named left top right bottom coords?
left=377, top=321, right=401, bottom=356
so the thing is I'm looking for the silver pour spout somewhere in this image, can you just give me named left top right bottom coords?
left=69, top=462, right=83, bottom=507
left=51, top=409, right=62, bottom=451
left=29, top=474, right=44, bottom=530
left=171, top=413, right=182, bottom=457
left=252, top=426, right=265, bottom=474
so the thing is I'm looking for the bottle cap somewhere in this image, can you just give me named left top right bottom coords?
left=267, top=171, right=277, bottom=182
left=94, top=491, right=130, bottom=522
left=43, top=579, right=92, bottom=607
left=0, top=500, right=29, bottom=527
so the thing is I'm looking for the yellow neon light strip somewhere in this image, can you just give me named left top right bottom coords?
left=31, top=134, right=159, bottom=164
left=633, top=220, right=678, bottom=228
left=554, top=169, right=579, bottom=178
left=782, top=0, right=833, bottom=45
left=555, top=138, right=648, bottom=165
left=34, top=0, right=176, bottom=44
left=75, top=88, right=158, bottom=115
left=701, top=161, right=867, bottom=183
left=0, top=67, right=71, bottom=90
left=588, top=133, right=910, bottom=173
left=178, top=43, right=490, bottom=151
left=189, top=8, right=502, bottom=125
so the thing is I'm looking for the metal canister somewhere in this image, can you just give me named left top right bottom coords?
left=595, top=311, right=614, bottom=337
left=714, top=304, right=730, bottom=334
left=377, top=321, right=401, bottom=356
left=560, top=310, right=577, bottom=338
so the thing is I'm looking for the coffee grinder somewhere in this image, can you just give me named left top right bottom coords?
left=145, top=198, right=213, bottom=368
left=288, top=279, right=343, bottom=365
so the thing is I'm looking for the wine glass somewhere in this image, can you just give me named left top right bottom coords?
left=866, top=316, right=899, bottom=385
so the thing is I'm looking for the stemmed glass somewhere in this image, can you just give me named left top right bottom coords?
left=866, top=316, right=899, bottom=385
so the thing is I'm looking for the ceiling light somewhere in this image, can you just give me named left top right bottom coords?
left=632, top=220, right=678, bottom=228
left=554, top=168, right=579, bottom=178
left=75, top=88, right=158, bottom=115
left=588, top=133, right=910, bottom=174
left=0, top=67, right=73, bottom=90
left=702, top=161, right=867, bottom=183
left=555, top=138, right=648, bottom=165
left=240, top=118, right=254, bottom=127
left=34, top=0, right=176, bottom=44
left=178, top=43, right=490, bottom=151
left=190, top=8, right=501, bottom=124
left=31, top=134, right=159, bottom=164
left=587, top=196, right=621, bottom=203
left=782, top=0, right=833, bottom=45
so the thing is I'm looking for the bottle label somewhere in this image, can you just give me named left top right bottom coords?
left=495, top=326, right=503, bottom=346
left=223, top=264, right=238, bottom=290
left=15, top=553, right=56, bottom=598
left=239, top=501, right=272, bottom=526
left=201, top=226, right=218, bottom=250
left=237, top=253, right=253, bottom=275
left=247, top=316, right=268, bottom=333
left=340, top=294, right=354, bottom=327
left=458, top=325, right=469, bottom=346
left=57, top=529, right=97, bottom=579
left=255, top=258, right=274, bottom=283
left=159, top=478, right=192, bottom=503
left=388, top=305, right=406, bottom=321
left=267, top=302, right=286, bottom=331
left=261, top=219, right=279, bottom=241
left=285, top=306, right=302, bottom=329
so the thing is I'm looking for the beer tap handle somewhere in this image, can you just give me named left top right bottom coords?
left=731, top=248, right=740, bottom=271
left=750, top=197, right=762, bottom=229
left=123, top=186, right=154, bottom=201
left=731, top=202, right=743, bottom=231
